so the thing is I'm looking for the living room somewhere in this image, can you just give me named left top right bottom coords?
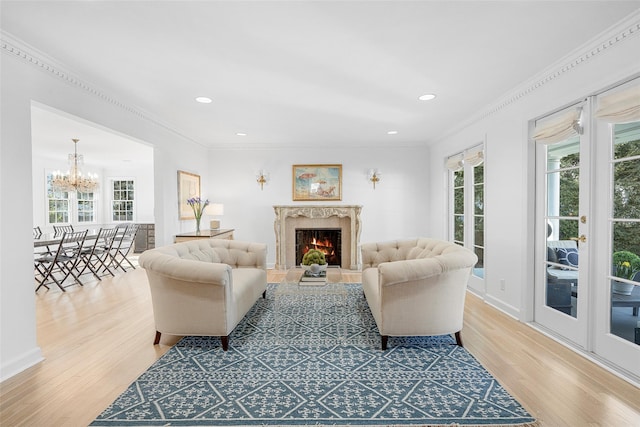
left=2, top=1, right=640, bottom=425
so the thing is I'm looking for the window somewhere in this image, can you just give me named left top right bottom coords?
left=472, top=161, right=485, bottom=277
left=447, top=145, right=485, bottom=278
left=46, top=174, right=70, bottom=224
left=453, top=168, right=465, bottom=246
left=77, top=191, right=96, bottom=223
left=46, top=172, right=97, bottom=225
left=111, top=179, right=135, bottom=222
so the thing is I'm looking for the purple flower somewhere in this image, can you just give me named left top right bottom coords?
left=186, top=197, right=210, bottom=220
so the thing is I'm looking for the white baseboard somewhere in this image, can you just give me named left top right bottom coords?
left=0, top=347, right=44, bottom=383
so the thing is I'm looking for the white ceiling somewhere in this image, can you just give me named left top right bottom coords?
left=30, top=104, right=154, bottom=168
left=3, top=1, right=640, bottom=158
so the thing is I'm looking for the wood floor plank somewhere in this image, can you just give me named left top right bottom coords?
left=0, top=267, right=639, bottom=426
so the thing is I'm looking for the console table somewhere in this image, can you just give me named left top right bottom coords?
left=174, top=229, right=234, bottom=243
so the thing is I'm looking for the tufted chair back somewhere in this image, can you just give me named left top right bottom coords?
left=151, top=239, right=267, bottom=269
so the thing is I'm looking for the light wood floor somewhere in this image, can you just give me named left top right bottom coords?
left=1, top=267, right=639, bottom=426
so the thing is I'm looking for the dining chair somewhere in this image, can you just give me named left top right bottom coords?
left=76, top=227, right=119, bottom=280
left=33, top=226, right=53, bottom=257
left=53, top=224, right=74, bottom=236
left=106, top=224, right=139, bottom=272
left=34, top=230, right=88, bottom=292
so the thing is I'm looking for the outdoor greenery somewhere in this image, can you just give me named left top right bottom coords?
left=558, top=136, right=640, bottom=256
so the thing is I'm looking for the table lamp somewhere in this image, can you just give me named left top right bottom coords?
left=209, top=203, right=224, bottom=229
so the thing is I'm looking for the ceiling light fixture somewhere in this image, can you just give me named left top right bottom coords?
left=195, top=96, right=212, bottom=104
left=418, top=93, right=436, bottom=101
left=236, top=132, right=247, bottom=136
left=52, top=138, right=99, bottom=193
left=387, top=130, right=398, bottom=135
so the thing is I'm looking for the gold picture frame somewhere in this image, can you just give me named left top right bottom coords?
left=292, top=164, right=342, bottom=201
left=177, top=170, right=200, bottom=219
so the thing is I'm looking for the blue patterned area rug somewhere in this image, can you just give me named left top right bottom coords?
left=91, top=284, right=537, bottom=426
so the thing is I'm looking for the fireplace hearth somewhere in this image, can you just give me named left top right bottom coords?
left=273, top=205, right=362, bottom=270
left=296, top=228, right=341, bottom=266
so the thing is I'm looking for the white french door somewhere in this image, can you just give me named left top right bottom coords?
left=591, top=81, right=640, bottom=379
left=534, top=102, right=590, bottom=348
left=535, top=78, right=640, bottom=380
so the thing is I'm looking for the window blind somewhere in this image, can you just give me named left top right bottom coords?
left=464, top=146, right=484, bottom=166
left=533, top=106, right=583, bottom=145
left=595, top=83, right=640, bottom=124
left=446, top=153, right=464, bottom=171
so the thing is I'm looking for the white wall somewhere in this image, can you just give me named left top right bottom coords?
left=102, top=163, right=155, bottom=224
left=427, top=16, right=640, bottom=319
left=1, top=36, right=209, bottom=381
left=205, top=146, right=430, bottom=267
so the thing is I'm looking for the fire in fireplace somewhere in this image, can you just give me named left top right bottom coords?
left=295, top=228, right=341, bottom=266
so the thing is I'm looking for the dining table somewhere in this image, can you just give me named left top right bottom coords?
left=33, top=229, right=102, bottom=248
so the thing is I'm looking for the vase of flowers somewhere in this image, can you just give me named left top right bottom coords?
left=612, top=251, right=640, bottom=295
left=187, top=197, right=209, bottom=234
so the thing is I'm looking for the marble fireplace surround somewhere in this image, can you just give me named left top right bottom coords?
left=274, top=205, right=362, bottom=270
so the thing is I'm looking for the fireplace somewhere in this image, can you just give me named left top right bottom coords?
left=273, top=205, right=362, bottom=270
left=296, top=228, right=341, bottom=266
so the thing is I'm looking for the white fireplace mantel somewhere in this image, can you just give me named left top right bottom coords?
left=273, top=205, right=362, bottom=270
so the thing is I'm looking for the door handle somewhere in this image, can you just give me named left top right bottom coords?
left=570, top=235, right=587, bottom=244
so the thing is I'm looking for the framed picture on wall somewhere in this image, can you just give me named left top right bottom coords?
left=177, top=170, right=200, bottom=219
left=292, top=164, right=342, bottom=201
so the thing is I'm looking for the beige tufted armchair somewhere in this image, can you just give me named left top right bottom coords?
left=361, top=238, right=478, bottom=350
left=138, top=239, right=267, bottom=350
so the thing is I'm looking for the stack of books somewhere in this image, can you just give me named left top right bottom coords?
left=300, top=270, right=327, bottom=283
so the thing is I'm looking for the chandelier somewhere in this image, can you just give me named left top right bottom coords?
left=51, top=138, right=99, bottom=193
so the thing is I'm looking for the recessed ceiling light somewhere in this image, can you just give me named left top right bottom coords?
left=236, top=132, right=247, bottom=136
left=387, top=130, right=398, bottom=135
left=418, top=93, right=436, bottom=101
left=195, top=96, right=212, bottom=104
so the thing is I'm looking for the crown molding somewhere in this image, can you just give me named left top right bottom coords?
left=434, top=9, right=640, bottom=144
left=0, top=30, right=203, bottom=148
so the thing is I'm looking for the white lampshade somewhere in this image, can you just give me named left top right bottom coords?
left=209, top=203, right=224, bottom=216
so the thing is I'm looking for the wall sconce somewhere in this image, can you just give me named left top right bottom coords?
left=368, top=169, right=381, bottom=189
left=256, top=170, right=269, bottom=190
left=209, top=203, right=224, bottom=229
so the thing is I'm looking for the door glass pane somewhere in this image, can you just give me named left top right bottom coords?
left=548, top=138, right=580, bottom=169
left=613, top=122, right=640, bottom=160
left=474, top=217, right=484, bottom=247
left=474, top=184, right=484, bottom=215
left=546, top=137, right=581, bottom=318
left=546, top=223, right=579, bottom=318
left=610, top=122, right=640, bottom=346
left=613, top=158, right=640, bottom=219
left=474, top=247, right=484, bottom=278
left=453, top=169, right=464, bottom=187
left=454, top=215, right=464, bottom=243
left=454, top=188, right=464, bottom=214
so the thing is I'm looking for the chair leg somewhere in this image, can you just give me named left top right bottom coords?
left=262, top=290, right=266, bottom=299
left=454, top=331, right=463, bottom=347
left=381, top=335, right=388, bottom=351
left=154, top=331, right=161, bottom=345
left=221, top=335, right=229, bottom=351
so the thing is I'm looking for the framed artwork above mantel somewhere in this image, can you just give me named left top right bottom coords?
left=292, top=164, right=342, bottom=201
